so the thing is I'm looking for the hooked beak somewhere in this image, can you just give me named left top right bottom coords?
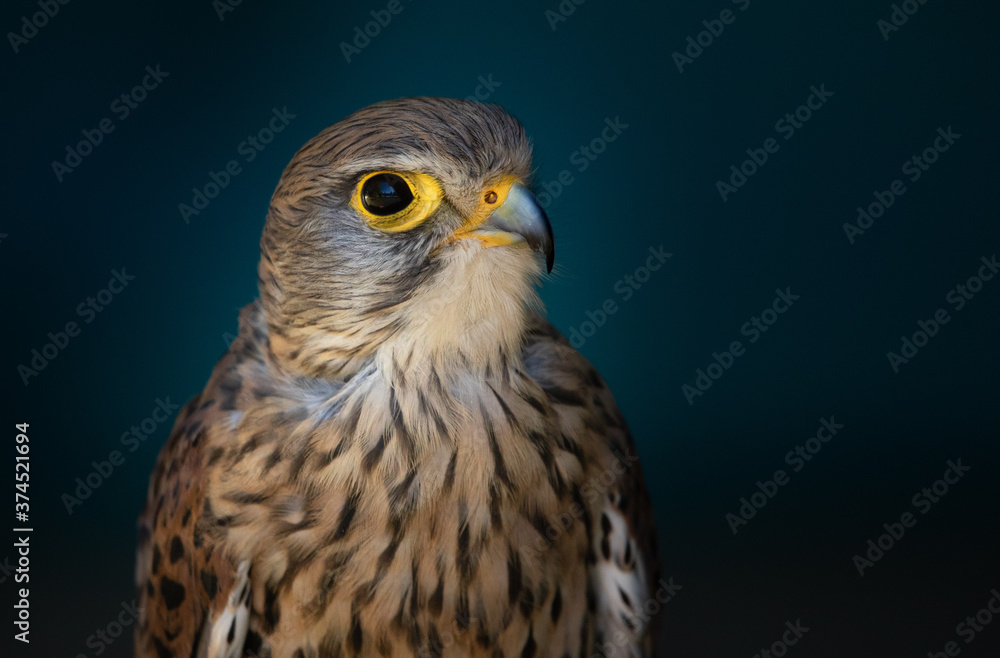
left=453, top=180, right=555, bottom=273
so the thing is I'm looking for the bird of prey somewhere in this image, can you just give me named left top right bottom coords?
left=135, top=97, right=660, bottom=658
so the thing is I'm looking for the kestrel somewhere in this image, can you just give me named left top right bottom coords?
left=135, top=97, right=660, bottom=658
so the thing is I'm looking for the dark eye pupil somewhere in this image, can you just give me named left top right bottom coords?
left=361, top=173, right=413, bottom=215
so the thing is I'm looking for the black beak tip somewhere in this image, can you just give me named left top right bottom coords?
left=541, top=208, right=554, bottom=273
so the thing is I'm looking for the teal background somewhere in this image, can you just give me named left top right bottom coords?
left=2, top=0, right=999, bottom=656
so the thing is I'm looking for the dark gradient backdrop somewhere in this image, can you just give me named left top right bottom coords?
left=3, top=0, right=999, bottom=656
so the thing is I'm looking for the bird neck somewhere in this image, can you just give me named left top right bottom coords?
left=262, top=254, right=543, bottom=384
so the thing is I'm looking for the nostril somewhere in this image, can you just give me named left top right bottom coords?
left=484, top=191, right=498, bottom=204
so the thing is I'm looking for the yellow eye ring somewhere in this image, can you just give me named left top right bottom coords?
left=351, top=170, right=443, bottom=233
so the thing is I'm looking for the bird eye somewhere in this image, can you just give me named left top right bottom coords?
left=352, top=171, right=444, bottom=233
left=361, top=173, right=414, bottom=216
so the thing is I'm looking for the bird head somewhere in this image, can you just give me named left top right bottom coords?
left=258, top=97, right=554, bottom=380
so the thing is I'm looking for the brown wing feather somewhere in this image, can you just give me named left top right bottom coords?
left=134, top=380, right=238, bottom=657
left=523, top=317, right=662, bottom=656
